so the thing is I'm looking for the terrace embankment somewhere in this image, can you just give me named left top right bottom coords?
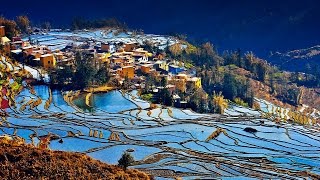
left=84, top=85, right=116, bottom=93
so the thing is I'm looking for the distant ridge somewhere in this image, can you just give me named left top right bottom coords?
left=269, top=45, right=320, bottom=72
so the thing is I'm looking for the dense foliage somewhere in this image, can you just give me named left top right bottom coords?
left=0, top=16, right=19, bottom=38
left=71, top=17, right=127, bottom=31
left=158, top=39, right=310, bottom=112
left=49, top=52, right=110, bottom=90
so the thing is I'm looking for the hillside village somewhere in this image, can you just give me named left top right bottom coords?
left=1, top=25, right=202, bottom=108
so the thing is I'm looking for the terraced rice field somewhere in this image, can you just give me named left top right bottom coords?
left=1, top=85, right=320, bottom=179
left=25, top=30, right=178, bottom=51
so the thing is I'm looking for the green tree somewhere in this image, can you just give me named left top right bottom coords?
left=74, top=52, right=96, bottom=89
left=16, top=15, right=30, bottom=34
left=55, top=65, right=74, bottom=87
left=95, top=66, right=110, bottom=85
left=223, top=73, right=237, bottom=100
left=256, top=63, right=268, bottom=82
left=158, top=88, right=172, bottom=106
left=189, top=89, right=208, bottom=113
left=118, top=152, right=134, bottom=170
left=160, top=76, right=167, bottom=87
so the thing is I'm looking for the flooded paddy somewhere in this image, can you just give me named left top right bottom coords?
left=1, top=86, right=320, bottom=179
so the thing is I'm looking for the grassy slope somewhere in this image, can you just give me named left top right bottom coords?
left=0, top=140, right=152, bottom=180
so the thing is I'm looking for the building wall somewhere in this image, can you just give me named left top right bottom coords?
left=23, top=48, right=33, bottom=55
left=112, top=58, right=125, bottom=64
left=169, top=79, right=186, bottom=92
left=33, top=52, right=42, bottom=59
left=121, top=66, right=135, bottom=79
left=124, top=44, right=135, bottom=52
left=40, top=55, right=56, bottom=69
left=187, top=78, right=202, bottom=90
left=101, top=44, right=110, bottom=52
left=0, top=27, right=5, bottom=37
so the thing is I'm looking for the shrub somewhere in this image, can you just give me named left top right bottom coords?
left=141, top=93, right=153, bottom=101
left=234, top=97, right=248, bottom=107
left=118, top=152, right=134, bottom=170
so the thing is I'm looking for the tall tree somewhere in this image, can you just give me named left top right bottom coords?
left=16, top=15, right=30, bottom=34
left=256, top=62, right=267, bottom=82
left=223, top=73, right=237, bottom=100
left=95, top=66, right=110, bottom=85
left=118, top=152, right=134, bottom=170
left=212, top=92, right=228, bottom=114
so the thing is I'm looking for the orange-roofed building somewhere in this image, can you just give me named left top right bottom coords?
left=168, top=76, right=187, bottom=93
left=118, top=66, right=135, bottom=79
left=123, top=43, right=137, bottom=52
left=40, top=54, right=56, bottom=69
left=22, top=46, right=33, bottom=56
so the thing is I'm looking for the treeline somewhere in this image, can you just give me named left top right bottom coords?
left=0, top=15, right=31, bottom=38
left=71, top=17, right=127, bottom=31
left=161, top=39, right=304, bottom=111
left=0, top=15, right=128, bottom=37
left=49, top=52, right=110, bottom=90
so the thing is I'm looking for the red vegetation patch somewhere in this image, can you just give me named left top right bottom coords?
left=0, top=98, right=9, bottom=109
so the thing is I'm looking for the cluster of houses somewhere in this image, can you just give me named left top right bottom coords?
left=105, top=42, right=202, bottom=95
left=1, top=26, right=202, bottom=107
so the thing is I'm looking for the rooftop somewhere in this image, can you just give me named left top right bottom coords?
left=0, top=37, right=11, bottom=44
left=155, top=60, right=165, bottom=64
left=40, top=54, right=53, bottom=58
left=177, top=73, right=188, bottom=77
left=122, top=65, right=134, bottom=69
left=169, top=65, right=179, bottom=68
left=11, top=49, right=22, bottom=54
left=188, top=77, right=200, bottom=81
left=22, top=46, right=33, bottom=50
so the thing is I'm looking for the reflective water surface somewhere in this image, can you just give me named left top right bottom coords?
left=1, top=85, right=319, bottom=179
